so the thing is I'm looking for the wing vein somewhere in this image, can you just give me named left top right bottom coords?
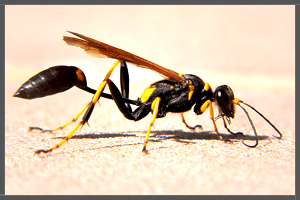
left=63, top=31, right=184, bottom=83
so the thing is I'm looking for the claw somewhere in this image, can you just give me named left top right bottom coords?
left=29, top=127, right=52, bottom=133
left=34, top=149, right=52, bottom=155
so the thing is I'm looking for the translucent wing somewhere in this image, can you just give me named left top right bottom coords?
left=63, top=31, right=184, bottom=83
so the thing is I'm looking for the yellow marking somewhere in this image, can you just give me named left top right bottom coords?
left=142, top=97, right=161, bottom=152
left=140, top=86, right=156, bottom=103
left=232, top=98, right=241, bottom=104
left=76, top=68, right=86, bottom=83
left=200, top=99, right=210, bottom=113
left=179, top=74, right=184, bottom=76
left=188, top=91, right=194, bottom=100
left=204, top=83, right=211, bottom=91
left=188, top=80, right=195, bottom=100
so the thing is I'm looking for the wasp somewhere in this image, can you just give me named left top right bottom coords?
left=13, top=31, right=282, bottom=154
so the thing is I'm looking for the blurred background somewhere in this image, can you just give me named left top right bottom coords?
left=6, top=5, right=294, bottom=97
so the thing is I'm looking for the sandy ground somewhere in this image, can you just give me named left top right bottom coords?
left=5, top=75, right=294, bottom=195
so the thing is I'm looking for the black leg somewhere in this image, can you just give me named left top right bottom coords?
left=107, top=79, right=150, bottom=121
left=80, top=86, right=139, bottom=106
left=222, top=116, right=243, bottom=135
left=120, top=60, right=132, bottom=113
left=181, top=114, right=202, bottom=130
left=120, top=60, right=129, bottom=99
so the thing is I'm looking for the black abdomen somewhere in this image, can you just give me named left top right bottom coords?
left=13, top=66, right=85, bottom=99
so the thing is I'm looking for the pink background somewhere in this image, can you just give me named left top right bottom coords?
left=6, top=5, right=294, bottom=93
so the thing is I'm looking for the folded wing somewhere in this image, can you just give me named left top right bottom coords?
left=63, top=31, right=184, bottom=83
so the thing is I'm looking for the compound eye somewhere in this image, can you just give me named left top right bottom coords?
left=217, top=90, right=229, bottom=102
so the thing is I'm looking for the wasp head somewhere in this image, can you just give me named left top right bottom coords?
left=214, top=85, right=235, bottom=119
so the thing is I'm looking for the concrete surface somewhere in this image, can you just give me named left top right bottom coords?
left=5, top=5, right=294, bottom=195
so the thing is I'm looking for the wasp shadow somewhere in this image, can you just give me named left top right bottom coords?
left=51, top=132, right=138, bottom=140
left=42, top=129, right=271, bottom=154
left=52, top=129, right=269, bottom=145
left=150, top=130, right=269, bottom=144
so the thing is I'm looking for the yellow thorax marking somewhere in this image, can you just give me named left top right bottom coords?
left=188, top=80, right=194, bottom=100
left=204, top=82, right=211, bottom=91
left=75, top=68, right=86, bottom=83
left=140, top=86, right=156, bottom=103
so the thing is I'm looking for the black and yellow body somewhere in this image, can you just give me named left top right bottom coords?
left=13, top=31, right=282, bottom=155
left=110, top=74, right=210, bottom=121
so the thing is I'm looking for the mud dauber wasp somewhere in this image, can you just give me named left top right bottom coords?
left=13, top=31, right=282, bottom=154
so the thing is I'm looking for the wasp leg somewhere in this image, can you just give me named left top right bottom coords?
left=221, top=117, right=243, bottom=136
left=181, top=113, right=203, bottom=130
left=30, top=61, right=139, bottom=134
left=142, top=97, right=161, bottom=153
left=207, top=101, right=223, bottom=140
left=79, top=86, right=139, bottom=106
left=107, top=79, right=149, bottom=121
left=120, top=60, right=133, bottom=113
left=29, top=90, right=139, bottom=133
left=107, top=77, right=160, bottom=153
left=199, top=99, right=224, bottom=141
left=35, top=60, right=120, bottom=155
left=120, top=60, right=129, bottom=99
left=29, top=102, right=90, bottom=133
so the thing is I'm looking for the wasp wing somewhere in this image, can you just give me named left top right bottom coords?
left=63, top=31, right=184, bottom=83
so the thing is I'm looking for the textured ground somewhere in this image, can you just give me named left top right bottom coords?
left=5, top=76, right=294, bottom=195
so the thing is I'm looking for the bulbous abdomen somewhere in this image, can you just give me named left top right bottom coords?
left=13, top=66, right=87, bottom=99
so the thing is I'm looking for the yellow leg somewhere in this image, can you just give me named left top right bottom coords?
left=142, top=97, right=161, bottom=153
left=53, top=102, right=90, bottom=131
left=208, top=101, right=222, bottom=139
left=91, top=60, right=119, bottom=103
left=35, top=121, right=85, bottom=155
left=35, top=60, right=120, bottom=155
left=30, top=102, right=91, bottom=133
left=200, top=100, right=222, bottom=139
